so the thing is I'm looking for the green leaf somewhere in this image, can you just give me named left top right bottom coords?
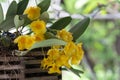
left=6, top=1, right=17, bottom=19
left=0, top=4, right=4, bottom=24
left=0, top=36, right=11, bottom=47
left=14, top=15, right=24, bottom=28
left=69, top=17, right=90, bottom=41
left=69, top=67, right=84, bottom=77
left=44, top=32, right=56, bottom=39
left=17, top=0, right=29, bottom=15
left=62, top=67, right=83, bottom=78
left=50, top=16, right=72, bottom=30
left=29, top=39, right=66, bottom=50
left=40, top=11, right=49, bottom=23
left=0, top=16, right=14, bottom=31
left=23, top=15, right=31, bottom=26
left=37, top=0, right=51, bottom=13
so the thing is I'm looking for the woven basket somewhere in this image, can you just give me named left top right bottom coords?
left=23, top=51, right=60, bottom=80
left=0, top=56, right=24, bottom=80
left=0, top=49, right=60, bottom=80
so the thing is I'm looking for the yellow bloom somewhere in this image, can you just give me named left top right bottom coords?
left=70, top=43, right=84, bottom=65
left=63, top=42, right=84, bottom=65
left=41, top=58, right=53, bottom=69
left=76, top=43, right=84, bottom=63
left=14, top=35, right=35, bottom=50
left=33, top=33, right=45, bottom=42
left=30, top=20, right=46, bottom=34
left=47, top=49, right=59, bottom=59
left=24, top=6, right=40, bottom=20
left=71, top=54, right=80, bottom=64
left=57, top=29, right=73, bottom=42
left=56, top=54, right=71, bottom=68
left=64, top=41, right=76, bottom=56
left=48, top=63, right=61, bottom=74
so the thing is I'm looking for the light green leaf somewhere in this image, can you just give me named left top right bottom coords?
left=40, top=11, right=49, bottom=23
left=29, top=39, right=66, bottom=50
left=37, top=0, right=51, bottom=13
left=6, top=1, right=17, bottom=19
left=0, top=16, right=14, bottom=31
left=0, top=4, right=4, bottom=24
left=14, top=15, right=24, bottom=28
left=69, top=17, right=90, bottom=41
left=17, top=0, right=29, bottom=15
left=50, top=16, right=72, bottom=30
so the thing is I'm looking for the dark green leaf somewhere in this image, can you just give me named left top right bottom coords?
left=0, top=4, right=4, bottom=24
left=29, top=39, right=66, bottom=50
left=17, top=0, right=29, bottom=15
left=50, top=16, right=72, bottom=30
left=23, top=15, right=31, bottom=26
left=44, top=32, right=56, bottom=39
left=69, top=67, right=84, bottom=77
left=69, top=17, right=90, bottom=41
left=0, top=17, right=14, bottom=31
left=6, top=1, right=17, bottom=19
left=37, top=0, right=51, bottom=13
left=62, top=67, right=83, bottom=78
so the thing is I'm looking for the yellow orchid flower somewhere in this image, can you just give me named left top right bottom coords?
left=30, top=20, right=46, bottom=34
left=48, top=63, right=61, bottom=74
left=57, top=29, right=73, bottom=42
left=14, top=35, right=35, bottom=50
left=47, top=49, right=60, bottom=59
left=24, top=6, right=40, bottom=20
left=64, top=41, right=76, bottom=56
left=33, top=33, right=45, bottom=42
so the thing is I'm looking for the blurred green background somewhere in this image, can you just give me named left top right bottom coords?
left=62, top=0, right=120, bottom=80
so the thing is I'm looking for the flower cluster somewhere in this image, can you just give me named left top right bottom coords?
left=41, top=29, right=84, bottom=73
left=14, top=6, right=46, bottom=50
left=14, top=6, right=84, bottom=73
left=0, top=0, right=90, bottom=74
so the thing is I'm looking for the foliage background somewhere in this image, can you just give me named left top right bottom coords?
left=0, top=0, right=120, bottom=80
left=62, top=0, right=120, bottom=80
